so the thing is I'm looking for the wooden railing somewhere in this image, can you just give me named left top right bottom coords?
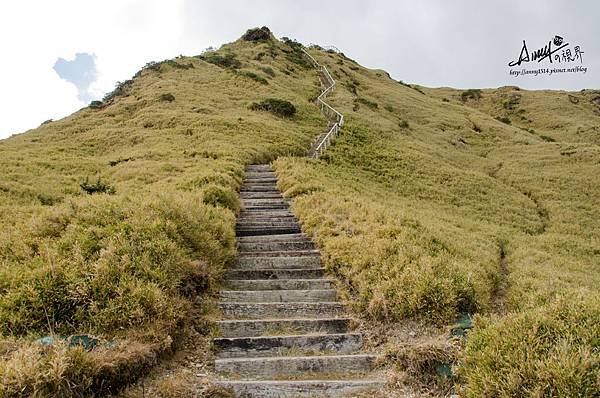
left=302, top=48, right=345, bottom=158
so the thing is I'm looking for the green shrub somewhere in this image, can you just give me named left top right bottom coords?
left=460, top=298, right=600, bottom=397
left=89, top=101, right=104, bottom=109
left=398, top=120, right=410, bottom=129
left=495, top=116, right=511, bottom=125
left=260, top=66, right=275, bottom=77
left=103, top=80, right=133, bottom=103
left=241, top=71, right=268, bottom=85
left=461, top=89, right=482, bottom=102
left=242, top=26, right=272, bottom=42
left=160, top=93, right=175, bottom=102
left=79, top=177, right=115, bottom=195
left=249, top=98, right=296, bottom=118
left=540, top=134, right=556, bottom=142
left=202, top=185, right=240, bottom=213
left=199, top=53, right=241, bottom=69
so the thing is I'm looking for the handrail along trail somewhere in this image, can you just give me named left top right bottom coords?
left=302, top=48, right=345, bottom=158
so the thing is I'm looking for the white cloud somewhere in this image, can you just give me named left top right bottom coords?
left=0, top=0, right=193, bottom=138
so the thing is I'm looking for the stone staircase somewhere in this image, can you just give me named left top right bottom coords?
left=213, top=164, right=385, bottom=397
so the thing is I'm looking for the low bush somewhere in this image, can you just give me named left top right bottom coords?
left=460, top=298, right=600, bottom=397
left=540, top=134, right=556, bottom=142
left=241, top=71, right=268, bottom=85
left=398, top=120, right=410, bottom=129
left=199, top=53, right=241, bottom=69
left=260, top=66, right=275, bottom=77
left=242, top=26, right=272, bottom=42
left=89, top=101, right=104, bottom=109
left=249, top=98, right=296, bottom=118
left=160, top=93, right=176, bottom=102
left=461, top=89, right=482, bottom=102
left=103, top=80, right=134, bottom=103
left=80, top=177, right=116, bottom=195
left=495, top=116, right=511, bottom=125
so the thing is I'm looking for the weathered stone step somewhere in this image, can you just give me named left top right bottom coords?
left=236, top=220, right=299, bottom=227
left=241, top=186, right=279, bottom=192
left=226, top=268, right=325, bottom=280
left=220, top=289, right=337, bottom=303
left=215, top=354, right=378, bottom=378
left=239, top=250, right=320, bottom=258
left=243, top=175, right=276, bottom=180
left=238, top=233, right=309, bottom=242
left=219, top=302, right=344, bottom=319
left=239, top=211, right=294, bottom=218
left=245, top=165, right=272, bottom=171
left=239, top=212, right=295, bottom=218
left=239, top=240, right=315, bottom=252
left=240, top=192, right=283, bottom=199
left=241, top=199, right=289, bottom=206
left=215, top=380, right=386, bottom=398
left=216, top=318, right=352, bottom=338
left=214, top=333, right=363, bottom=358
left=236, top=226, right=301, bottom=236
left=242, top=204, right=290, bottom=211
left=245, top=170, right=276, bottom=176
left=235, top=255, right=320, bottom=269
left=225, top=278, right=335, bottom=291
left=237, top=216, right=297, bottom=224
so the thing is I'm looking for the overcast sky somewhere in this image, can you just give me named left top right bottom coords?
left=1, top=0, right=598, bottom=139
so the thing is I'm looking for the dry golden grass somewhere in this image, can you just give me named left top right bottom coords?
left=1, top=30, right=599, bottom=396
left=0, top=32, right=326, bottom=395
left=274, top=48, right=600, bottom=395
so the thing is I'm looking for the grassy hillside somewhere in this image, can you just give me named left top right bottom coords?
left=1, top=27, right=599, bottom=396
left=274, top=50, right=600, bottom=395
left=0, top=30, right=326, bottom=396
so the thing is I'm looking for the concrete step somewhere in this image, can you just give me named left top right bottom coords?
left=238, top=233, right=309, bottom=242
left=214, top=333, right=363, bottom=358
left=242, top=205, right=290, bottom=211
left=240, top=192, right=283, bottom=199
left=243, top=178, right=278, bottom=184
left=241, top=199, right=289, bottom=206
left=236, top=220, right=300, bottom=227
left=219, top=302, right=345, bottom=319
left=235, top=255, right=320, bottom=269
left=238, top=250, right=320, bottom=258
left=239, top=211, right=294, bottom=218
left=245, top=165, right=272, bottom=171
left=220, top=289, right=338, bottom=303
left=236, top=228, right=300, bottom=236
left=226, top=268, right=325, bottom=280
left=215, top=354, right=378, bottom=378
left=215, top=380, right=386, bottom=398
left=239, top=240, right=315, bottom=252
left=245, top=170, right=276, bottom=176
left=236, top=226, right=301, bottom=236
left=239, top=212, right=295, bottom=219
left=225, top=278, right=335, bottom=291
left=216, top=318, right=352, bottom=338
left=241, top=186, right=279, bottom=192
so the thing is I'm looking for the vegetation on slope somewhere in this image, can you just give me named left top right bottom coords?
left=1, top=26, right=599, bottom=396
left=0, top=29, right=325, bottom=396
left=274, top=48, right=600, bottom=395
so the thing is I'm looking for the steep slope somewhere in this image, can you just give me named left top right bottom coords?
left=274, top=48, right=600, bottom=395
left=0, top=30, right=328, bottom=396
left=1, top=27, right=599, bottom=397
